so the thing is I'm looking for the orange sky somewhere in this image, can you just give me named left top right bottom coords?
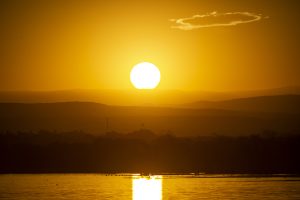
left=1, top=0, right=299, bottom=92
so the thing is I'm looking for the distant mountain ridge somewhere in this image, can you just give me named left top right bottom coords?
left=0, top=86, right=299, bottom=106
left=182, top=94, right=300, bottom=113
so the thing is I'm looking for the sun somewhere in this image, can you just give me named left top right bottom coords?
left=130, top=62, right=161, bottom=89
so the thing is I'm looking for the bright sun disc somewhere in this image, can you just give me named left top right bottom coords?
left=130, top=62, right=160, bottom=89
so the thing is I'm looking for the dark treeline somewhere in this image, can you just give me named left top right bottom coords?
left=0, top=129, right=299, bottom=174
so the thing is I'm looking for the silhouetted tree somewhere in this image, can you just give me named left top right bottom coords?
left=0, top=130, right=299, bottom=174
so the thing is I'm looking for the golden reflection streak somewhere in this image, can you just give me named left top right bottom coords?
left=132, top=175, right=162, bottom=200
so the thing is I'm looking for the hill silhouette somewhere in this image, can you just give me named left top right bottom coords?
left=0, top=95, right=299, bottom=136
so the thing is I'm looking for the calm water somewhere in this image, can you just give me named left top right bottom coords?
left=0, top=174, right=300, bottom=200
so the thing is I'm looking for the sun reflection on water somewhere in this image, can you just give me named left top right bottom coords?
left=132, top=175, right=162, bottom=200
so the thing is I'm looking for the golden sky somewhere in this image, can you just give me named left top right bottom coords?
left=1, top=0, right=299, bottom=91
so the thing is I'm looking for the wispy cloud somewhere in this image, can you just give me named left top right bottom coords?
left=170, top=11, right=268, bottom=30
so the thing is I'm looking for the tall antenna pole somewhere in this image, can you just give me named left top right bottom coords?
left=106, top=117, right=109, bottom=132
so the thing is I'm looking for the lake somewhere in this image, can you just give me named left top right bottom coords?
left=0, top=174, right=299, bottom=199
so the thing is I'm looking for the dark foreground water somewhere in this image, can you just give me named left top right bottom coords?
left=0, top=174, right=300, bottom=199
